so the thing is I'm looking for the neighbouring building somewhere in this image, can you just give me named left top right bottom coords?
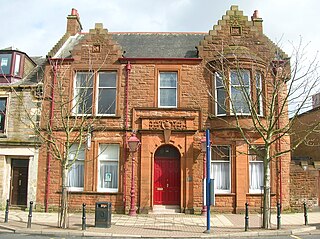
left=290, top=94, right=320, bottom=211
left=0, top=47, right=44, bottom=208
left=36, top=6, right=291, bottom=214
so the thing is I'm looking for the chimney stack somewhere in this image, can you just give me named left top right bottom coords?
left=66, top=8, right=83, bottom=36
left=251, top=10, right=263, bottom=33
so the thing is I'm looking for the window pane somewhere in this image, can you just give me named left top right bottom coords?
left=256, top=72, right=263, bottom=115
left=68, top=161, right=84, bottom=188
left=249, top=162, right=264, bottom=191
left=211, top=162, right=230, bottom=190
left=0, top=98, right=7, bottom=132
left=98, top=88, right=116, bottom=114
left=231, top=87, right=250, bottom=114
left=249, top=146, right=265, bottom=192
left=160, top=72, right=177, bottom=87
left=231, top=70, right=250, bottom=85
left=159, top=72, right=177, bottom=107
left=14, top=54, right=21, bottom=76
left=99, top=144, right=119, bottom=191
left=99, top=144, right=119, bottom=159
left=212, top=146, right=229, bottom=161
left=76, top=72, right=93, bottom=87
left=99, top=161, right=118, bottom=189
left=160, top=88, right=176, bottom=106
left=68, top=144, right=85, bottom=189
left=99, top=72, right=116, bottom=87
left=0, top=54, right=12, bottom=75
left=215, top=73, right=224, bottom=87
left=211, top=146, right=230, bottom=191
left=75, top=88, right=93, bottom=114
left=217, top=88, right=226, bottom=115
left=98, top=72, right=117, bottom=115
left=74, top=72, right=93, bottom=114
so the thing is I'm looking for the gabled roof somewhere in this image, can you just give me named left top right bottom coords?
left=53, top=32, right=206, bottom=59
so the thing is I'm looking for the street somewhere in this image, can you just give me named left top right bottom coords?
left=1, top=232, right=320, bottom=239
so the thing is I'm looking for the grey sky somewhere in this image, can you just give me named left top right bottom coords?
left=1, top=0, right=318, bottom=59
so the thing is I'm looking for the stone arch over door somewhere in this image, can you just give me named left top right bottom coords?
left=153, top=145, right=181, bottom=205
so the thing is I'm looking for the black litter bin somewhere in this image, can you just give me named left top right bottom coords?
left=95, top=202, right=112, bottom=228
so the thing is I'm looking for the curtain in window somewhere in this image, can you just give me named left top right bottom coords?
left=68, top=162, right=84, bottom=187
left=249, top=162, right=264, bottom=190
left=99, top=161, right=118, bottom=189
left=211, top=162, right=230, bottom=190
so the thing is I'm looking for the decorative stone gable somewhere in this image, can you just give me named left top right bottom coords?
left=71, top=23, right=122, bottom=64
left=197, top=5, right=267, bottom=61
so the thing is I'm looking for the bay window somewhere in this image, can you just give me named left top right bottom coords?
left=98, top=144, right=119, bottom=192
left=214, top=69, right=263, bottom=116
left=249, top=146, right=265, bottom=193
left=68, top=144, right=85, bottom=191
left=211, top=145, right=231, bottom=193
left=159, top=72, right=177, bottom=108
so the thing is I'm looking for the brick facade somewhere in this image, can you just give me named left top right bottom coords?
left=290, top=106, right=320, bottom=211
left=36, top=6, right=291, bottom=214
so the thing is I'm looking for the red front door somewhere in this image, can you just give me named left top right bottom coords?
left=154, top=156, right=180, bottom=205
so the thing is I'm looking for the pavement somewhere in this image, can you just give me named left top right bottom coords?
left=0, top=209, right=319, bottom=238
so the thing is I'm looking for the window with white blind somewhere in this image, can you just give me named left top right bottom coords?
left=98, top=144, right=119, bottom=192
left=249, top=146, right=265, bottom=193
left=211, top=145, right=231, bottom=193
left=67, top=144, right=85, bottom=191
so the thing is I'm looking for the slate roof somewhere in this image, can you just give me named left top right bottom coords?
left=54, top=32, right=206, bottom=59
left=113, top=33, right=205, bottom=58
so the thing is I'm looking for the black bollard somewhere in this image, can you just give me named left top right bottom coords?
left=245, top=202, right=249, bottom=231
left=27, top=201, right=33, bottom=228
left=303, top=202, right=308, bottom=225
left=277, top=202, right=281, bottom=229
left=4, top=199, right=9, bottom=223
left=82, top=203, right=86, bottom=230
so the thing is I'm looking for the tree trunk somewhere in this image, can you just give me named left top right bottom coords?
left=59, top=166, right=69, bottom=228
left=263, top=150, right=271, bottom=229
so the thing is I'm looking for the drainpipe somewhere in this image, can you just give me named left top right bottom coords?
left=123, top=61, right=131, bottom=211
left=45, top=59, right=57, bottom=212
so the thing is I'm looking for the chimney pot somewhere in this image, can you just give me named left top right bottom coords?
left=71, top=8, right=78, bottom=16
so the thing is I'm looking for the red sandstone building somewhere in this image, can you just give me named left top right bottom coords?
left=36, top=6, right=291, bottom=214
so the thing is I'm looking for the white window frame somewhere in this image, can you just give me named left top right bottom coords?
left=230, top=69, right=251, bottom=115
left=249, top=146, right=264, bottom=194
left=158, top=72, right=177, bottom=108
left=67, top=144, right=85, bottom=192
left=73, top=72, right=94, bottom=115
left=211, top=145, right=231, bottom=194
left=96, top=71, right=117, bottom=116
left=98, top=144, right=120, bottom=193
left=215, top=72, right=227, bottom=116
left=256, top=71, right=263, bottom=116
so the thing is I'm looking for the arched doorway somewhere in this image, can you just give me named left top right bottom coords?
left=154, top=145, right=180, bottom=205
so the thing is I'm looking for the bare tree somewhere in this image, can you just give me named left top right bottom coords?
left=206, top=39, right=320, bottom=229
left=7, top=49, right=114, bottom=228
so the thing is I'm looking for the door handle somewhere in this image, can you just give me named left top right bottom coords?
left=18, top=180, right=22, bottom=186
left=166, top=183, right=169, bottom=187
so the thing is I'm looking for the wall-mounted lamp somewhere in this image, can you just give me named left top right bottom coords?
left=300, top=161, right=308, bottom=171
left=86, top=126, right=93, bottom=150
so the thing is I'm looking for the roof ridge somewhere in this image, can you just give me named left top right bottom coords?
left=110, top=32, right=207, bottom=35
